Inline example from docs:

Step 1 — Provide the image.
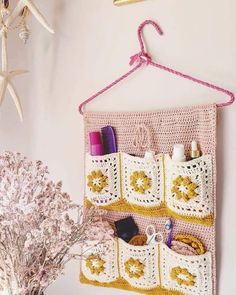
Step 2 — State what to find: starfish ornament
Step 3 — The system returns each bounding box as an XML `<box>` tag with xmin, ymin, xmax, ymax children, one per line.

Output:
<box><xmin>0</xmin><ymin>0</ymin><xmax>54</xmax><ymax>36</ymax></box>
<box><xmin>0</xmin><ymin>31</ymin><xmax>27</xmax><ymax>121</ymax></box>
<box><xmin>0</xmin><ymin>0</ymin><xmax>54</xmax><ymax>120</ymax></box>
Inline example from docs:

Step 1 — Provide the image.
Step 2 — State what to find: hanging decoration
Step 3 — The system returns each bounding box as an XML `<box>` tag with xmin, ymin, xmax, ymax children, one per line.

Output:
<box><xmin>113</xmin><ymin>0</ymin><xmax>144</xmax><ymax>6</ymax></box>
<box><xmin>0</xmin><ymin>0</ymin><xmax>54</xmax><ymax>121</ymax></box>
<box><xmin>78</xmin><ymin>19</ymin><xmax>235</xmax><ymax>295</ymax></box>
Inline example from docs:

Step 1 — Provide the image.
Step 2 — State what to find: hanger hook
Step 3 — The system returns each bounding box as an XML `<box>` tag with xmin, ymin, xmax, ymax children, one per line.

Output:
<box><xmin>130</xmin><ymin>20</ymin><xmax>164</xmax><ymax>66</ymax></box>
<box><xmin>137</xmin><ymin>20</ymin><xmax>164</xmax><ymax>53</ymax></box>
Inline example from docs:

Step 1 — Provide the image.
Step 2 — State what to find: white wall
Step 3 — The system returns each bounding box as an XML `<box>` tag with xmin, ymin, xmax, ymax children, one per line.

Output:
<box><xmin>0</xmin><ymin>0</ymin><xmax>236</xmax><ymax>294</ymax></box>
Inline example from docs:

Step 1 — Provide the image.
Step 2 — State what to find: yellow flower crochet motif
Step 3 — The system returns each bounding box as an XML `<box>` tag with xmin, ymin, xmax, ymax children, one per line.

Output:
<box><xmin>86</xmin><ymin>254</ymin><xmax>105</xmax><ymax>275</ymax></box>
<box><xmin>170</xmin><ymin>267</ymin><xmax>196</xmax><ymax>287</ymax></box>
<box><xmin>130</xmin><ymin>171</ymin><xmax>151</xmax><ymax>194</ymax></box>
<box><xmin>87</xmin><ymin>170</ymin><xmax>108</xmax><ymax>193</ymax></box>
<box><xmin>172</xmin><ymin>176</ymin><xmax>198</xmax><ymax>202</ymax></box>
<box><xmin>124</xmin><ymin>258</ymin><xmax>145</xmax><ymax>279</ymax></box>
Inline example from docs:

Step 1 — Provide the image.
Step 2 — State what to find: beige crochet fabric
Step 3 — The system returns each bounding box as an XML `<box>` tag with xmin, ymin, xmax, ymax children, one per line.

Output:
<box><xmin>81</xmin><ymin>103</ymin><xmax>216</xmax><ymax>295</ymax></box>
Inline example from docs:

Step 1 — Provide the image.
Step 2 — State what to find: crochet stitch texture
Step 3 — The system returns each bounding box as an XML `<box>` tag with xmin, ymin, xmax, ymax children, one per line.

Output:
<box><xmin>81</xmin><ymin>103</ymin><xmax>216</xmax><ymax>295</ymax></box>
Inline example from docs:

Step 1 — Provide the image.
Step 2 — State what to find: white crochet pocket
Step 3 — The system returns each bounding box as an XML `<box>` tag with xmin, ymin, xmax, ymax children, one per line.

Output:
<box><xmin>165</xmin><ymin>155</ymin><xmax>213</xmax><ymax>219</ymax></box>
<box><xmin>81</xmin><ymin>238</ymin><xmax>213</xmax><ymax>294</ymax></box>
<box><xmin>85</xmin><ymin>153</ymin><xmax>121</xmax><ymax>206</ymax></box>
<box><xmin>85</xmin><ymin>153</ymin><xmax>213</xmax><ymax>224</ymax></box>
<box><xmin>122</xmin><ymin>153</ymin><xmax>164</xmax><ymax>207</ymax></box>
<box><xmin>160</xmin><ymin>243</ymin><xmax>212</xmax><ymax>295</ymax></box>
<box><xmin>81</xmin><ymin>239</ymin><xmax>119</xmax><ymax>283</ymax></box>
<box><xmin>118</xmin><ymin>238</ymin><xmax>160</xmax><ymax>290</ymax></box>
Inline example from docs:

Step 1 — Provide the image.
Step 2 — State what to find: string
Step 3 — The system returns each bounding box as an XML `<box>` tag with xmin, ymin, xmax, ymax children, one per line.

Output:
<box><xmin>132</xmin><ymin>124</ymin><xmax>152</xmax><ymax>151</ymax></box>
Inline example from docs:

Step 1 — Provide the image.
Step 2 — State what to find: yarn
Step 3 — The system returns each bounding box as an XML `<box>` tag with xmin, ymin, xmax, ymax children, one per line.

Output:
<box><xmin>85</xmin><ymin>152</ymin><xmax>214</xmax><ymax>225</ymax></box>
<box><xmin>81</xmin><ymin>238</ymin><xmax>212</xmax><ymax>294</ymax></box>
<box><xmin>132</xmin><ymin>124</ymin><xmax>152</xmax><ymax>151</ymax></box>
<box><xmin>82</xmin><ymin>103</ymin><xmax>216</xmax><ymax>295</ymax></box>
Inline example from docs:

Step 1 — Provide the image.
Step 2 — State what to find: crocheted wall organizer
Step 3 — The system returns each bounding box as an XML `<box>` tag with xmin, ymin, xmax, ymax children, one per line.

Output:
<box><xmin>78</xmin><ymin>20</ymin><xmax>235</xmax><ymax>295</ymax></box>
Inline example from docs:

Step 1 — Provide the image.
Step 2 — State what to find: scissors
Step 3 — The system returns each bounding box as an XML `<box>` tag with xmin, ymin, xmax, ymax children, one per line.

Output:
<box><xmin>145</xmin><ymin>225</ymin><xmax>164</xmax><ymax>245</ymax></box>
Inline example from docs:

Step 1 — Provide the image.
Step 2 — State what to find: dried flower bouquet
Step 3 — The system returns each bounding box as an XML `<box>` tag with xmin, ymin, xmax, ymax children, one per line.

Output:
<box><xmin>0</xmin><ymin>152</ymin><xmax>108</xmax><ymax>295</ymax></box>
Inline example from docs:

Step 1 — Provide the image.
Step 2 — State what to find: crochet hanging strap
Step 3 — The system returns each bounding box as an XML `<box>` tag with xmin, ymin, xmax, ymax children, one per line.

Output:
<box><xmin>81</xmin><ymin>103</ymin><xmax>217</xmax><ymax>295</ymax></box>
<box><xmin>78</xmin><ymin>19</ymin><xmax>235</xmax><ymax>114</ymax></box>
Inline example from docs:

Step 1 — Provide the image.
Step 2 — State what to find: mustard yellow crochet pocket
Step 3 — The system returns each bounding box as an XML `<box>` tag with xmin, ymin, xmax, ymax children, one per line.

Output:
<box><xmin>86</xmin><ymin>254</ymin><xmax>105</xmax><ymax>275</ymax></box>
<box><xmin>170</xmin><ymin>267</ymin><xmax>196</xmax><ymax>287</ymax></box>
<box><xmin>130</xmin><ymin>171</ymin><xmax>152</xmax><ymax>194</ymax></box>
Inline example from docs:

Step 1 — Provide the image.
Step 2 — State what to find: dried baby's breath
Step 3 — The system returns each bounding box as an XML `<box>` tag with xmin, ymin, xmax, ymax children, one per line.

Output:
<box><xmin>0</xmin><ymin>152</ymin><xmax>107</xmax><ymax>295</ymax></box>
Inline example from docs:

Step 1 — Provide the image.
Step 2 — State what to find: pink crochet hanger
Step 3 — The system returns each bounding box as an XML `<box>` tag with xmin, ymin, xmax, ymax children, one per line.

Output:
<box><xmin>79</xmin><ymin>19</ymin><xmax>235</xmax><ymax>115</ymax></box>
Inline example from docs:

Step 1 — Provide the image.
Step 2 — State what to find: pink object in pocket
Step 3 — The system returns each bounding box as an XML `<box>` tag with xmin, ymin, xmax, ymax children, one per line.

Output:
<box><xmin>89</xmin><ymin>132</ymin><xmax>104</xmax><ymax>156</ymax></box>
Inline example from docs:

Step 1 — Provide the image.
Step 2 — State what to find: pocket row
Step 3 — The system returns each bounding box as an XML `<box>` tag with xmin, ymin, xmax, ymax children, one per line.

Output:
<box><xmin>85</xmin><ymin>152</ymin><xmax>214</xmax><ymax>226</ymax></box>
<box><xmin>80</xmin><ymin>238</ymin><xmax>212</xmax><ymax>295</ymax></box>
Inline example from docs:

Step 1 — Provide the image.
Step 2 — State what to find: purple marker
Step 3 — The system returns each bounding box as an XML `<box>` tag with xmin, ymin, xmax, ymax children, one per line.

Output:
<box><xmin>89</xmin><ymin>132</ymin><xmax>104</xmax><ymax>156</ymax></box>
